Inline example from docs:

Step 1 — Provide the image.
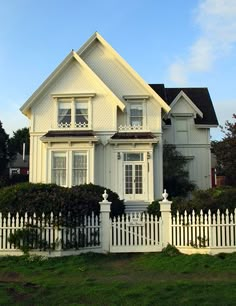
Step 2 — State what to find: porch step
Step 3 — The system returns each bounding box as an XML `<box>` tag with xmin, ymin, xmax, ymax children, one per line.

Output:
<box><xmin>124</xmin><ymin>201</ymin><xmax>149</xmax><ymax>213</ymax></box>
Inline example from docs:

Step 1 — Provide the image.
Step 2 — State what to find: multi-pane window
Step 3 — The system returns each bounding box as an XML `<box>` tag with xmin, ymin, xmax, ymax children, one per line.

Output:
<box><xmin>58</xmin><ymin>101</ymin><xmax>71</xmax><ymax>127</ymax></box>
<box><xmin>57</xmin><ymin>98</ymin><xmax>90</xmax><ymax>129</ymax></box>
<box><xmin>72</xmin><ymin>153</ymin><xmax>87</xmax><ymax>185</ymax></box>
<box><xmin>75</xmin><ymin>101</ymin><xmax>88</xmax><ymax>128</ymax></box>
<box><xmin>52</xmin><ymin>152</ymin><xmax>67</xmax><ymax>186</ymax></box>
<box><xmin>130</xmin><ymin>103</ymin><xmax>143</xmax><ymax>127</ymax></box>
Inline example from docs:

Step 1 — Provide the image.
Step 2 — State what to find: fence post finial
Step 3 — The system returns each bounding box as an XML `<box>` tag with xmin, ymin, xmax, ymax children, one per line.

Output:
<box><xmin>162</xmin><ymin>189</ymin><xmax>168</xmax><ymax>202</ymax></box>
<box><xmin>102</xmin><ymin>190</ymin><xmax>108</xmax><ymax>202</ymax></box>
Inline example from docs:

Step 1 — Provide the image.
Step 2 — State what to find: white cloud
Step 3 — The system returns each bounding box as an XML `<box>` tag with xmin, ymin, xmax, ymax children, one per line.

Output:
<box><xmin>168</xmin><ymin>0</ymin><xmax>236</xmax><ymax>84</ymax></box>
<box><xmin>168</xmin><ymin>61</ymin><xmax>188</xmax><ymax>85</ymax></box>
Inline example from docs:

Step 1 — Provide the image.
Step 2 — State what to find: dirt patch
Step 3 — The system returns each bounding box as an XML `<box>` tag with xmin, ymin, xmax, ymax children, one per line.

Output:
<box><xmin>0</xmin><ymin>271</ymin><xmax>23</xmax><ymax>283</ymax></box>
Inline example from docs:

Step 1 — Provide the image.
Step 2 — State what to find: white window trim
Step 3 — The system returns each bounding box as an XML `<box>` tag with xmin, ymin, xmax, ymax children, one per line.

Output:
<box><xmin>48</xmin><ymin>149</ymin><xmax>91</xmax><ymax>187</ymax></box>
<box><xmin>124</xmin><ymin>99</ymin><xmax>148</xmax><ymax>131</ymax></box>
<box><xmin>52</xmin><ymin>94</ymin><xmax>95</xmax><ymax>130</ymax></box>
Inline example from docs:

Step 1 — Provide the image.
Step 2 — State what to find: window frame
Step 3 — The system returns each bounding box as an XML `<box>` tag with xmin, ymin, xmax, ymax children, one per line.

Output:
<box><xmin>53</xmin><ymin>94</ymin><xmax>95</xmax><ymax>129</ymax></box>
<box><xmin>49</xmin><ymin>150</ymin><xmax>89</xmax><ymax>187</ymax></box>
<box><xmin>126</xmin><ymin>99</ymin><xmax>147</xmax><ymax>130</ymax></box>
<box><xmin>129</xmin><ymin>103</ymin><xmax>143</xmax><ymax>127</ymax></box>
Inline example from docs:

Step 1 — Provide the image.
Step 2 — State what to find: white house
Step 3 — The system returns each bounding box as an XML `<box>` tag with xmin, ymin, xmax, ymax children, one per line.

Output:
<box><xmin>20</xmin><ymin>32</ymin><xmax>218</xmax><ymax>210</ymax></box>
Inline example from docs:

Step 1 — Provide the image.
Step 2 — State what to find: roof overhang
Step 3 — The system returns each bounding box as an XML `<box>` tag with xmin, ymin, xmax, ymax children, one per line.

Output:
<box><xmin>20</xmin><ymin>49</ymin><xmax>125</xmax><ymax>117</ymax></box>
<box><xmin>40</xmin><ymin>130</ymin><xmax>99</xmax><ymax>144</ymax></box>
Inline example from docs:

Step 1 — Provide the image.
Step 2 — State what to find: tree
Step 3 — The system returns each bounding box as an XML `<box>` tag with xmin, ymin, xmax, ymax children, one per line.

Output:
<box><xmin>163</xmin><ymin>143</ymin><xmax>195</xmax><ymax>198</ymax></box>
<box><xmin>0</xmin><ymin>121</ymin><xmax>9</xmax><ymax>176</ymax></box>
<box><xmin>212</xmin><ymin>114</ymin><xmax>236</xmax><ymax>186</ymax></box>
<box><xmin>9</xmin><ymin>127</ymin><xmax>30</xmax><ymax>157</ymax></box>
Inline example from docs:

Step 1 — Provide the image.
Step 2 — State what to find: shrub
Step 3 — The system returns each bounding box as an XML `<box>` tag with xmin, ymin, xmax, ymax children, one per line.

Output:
<box><xmin>172</xmin><ymin>187</ymin><xmax>236</xmax><ymax>214</ymax></box>
<box><xmin>0</xmin><ymin>183</ymin><xmax>124</xmax><ymax>218</ymax></box>
<box><xmin>148</xmin><ymin>187</ymin><xmax>236</xmax><ymax>216</ymax></box>
<box><xmin>147</xmin><ymin>200</ymin><xmax>161</xmax><ymax>216</ymax></box>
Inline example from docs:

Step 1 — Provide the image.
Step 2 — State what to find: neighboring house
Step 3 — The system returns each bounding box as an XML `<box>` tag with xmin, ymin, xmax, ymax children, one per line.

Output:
<box><xmin>20</xmin><ymin>32</ymin><xmax>218</xmax><ymax>210</ymax></box>
<box><xmin>9</xmin><ymin>153</ymin><xmax>29</xmax><ymax>177</ymax></box>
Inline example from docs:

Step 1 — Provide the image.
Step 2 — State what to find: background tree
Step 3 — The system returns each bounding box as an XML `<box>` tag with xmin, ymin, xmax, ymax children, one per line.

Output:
<box><xmin>0</xmin><ymin>121</ymin><xmax>9</xmax><ymax>176</ymax></box>
<box><xmin>212</xmin><ymin>114</ymin><xmax>236</xmax><ymax>186</ymax></box>
<box><xmin>9</xmin><ymin>127</ymin><xmax>30</xmax><ymax>158</ymax></box>
<box><xmin>163</xmin><ymin>143</ymin><xmax>195</xmax><ymax>198</ymax></box>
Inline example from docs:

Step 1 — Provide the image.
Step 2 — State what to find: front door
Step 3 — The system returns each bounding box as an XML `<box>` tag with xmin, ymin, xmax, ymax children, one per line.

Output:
<box><xmin>123</xmin><ymin>152</ymin><xmax>145</xmax><ymax>200</ymax></box>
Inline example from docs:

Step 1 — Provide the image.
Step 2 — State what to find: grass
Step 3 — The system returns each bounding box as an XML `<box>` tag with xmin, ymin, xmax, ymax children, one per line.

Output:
<box><xmin>0</xmin><ymin>249</ymin><xmax>236</xmax><ymax>305</ymax></box>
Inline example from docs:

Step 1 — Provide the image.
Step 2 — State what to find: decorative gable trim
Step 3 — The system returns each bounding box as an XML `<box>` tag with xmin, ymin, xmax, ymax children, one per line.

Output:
<box><xmin>168</xmin><ymin>91</ymin><xmax>203</xmax><ymax>119</ymax></box>
<box><xmin>78</xmin><ymin>32</ymin><xmax>171</xmax><ymax>113</ymax></box>
<box><xmin>20</xmin><ymin>50</ymin><xmax>125</xmax><ymax>118</ymax></box>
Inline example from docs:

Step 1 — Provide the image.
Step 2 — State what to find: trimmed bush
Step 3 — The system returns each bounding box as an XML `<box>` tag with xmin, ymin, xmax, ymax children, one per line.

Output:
<box><xmin>0</xmin><ymin>183</ymin><xmax>124</xmax><ymax>218</ymax></box>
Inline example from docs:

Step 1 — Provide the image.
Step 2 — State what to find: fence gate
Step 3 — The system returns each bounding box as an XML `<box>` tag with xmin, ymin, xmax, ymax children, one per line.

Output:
<box><xmin>110</xmin><ymin>212</ymin><xmax>162</xmax><ymax>252</ymax></box>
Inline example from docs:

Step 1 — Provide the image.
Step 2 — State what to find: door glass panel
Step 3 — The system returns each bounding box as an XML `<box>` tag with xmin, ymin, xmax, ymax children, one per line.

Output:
<box><xmin>135</xmin><ymin>165</ymin><xmax>143</xmax><ymax>194</ymax></box>
<box><xmin>125</xmin><ymin>165</ymin><xmax>133</xmax><ymax>194</ymax></box>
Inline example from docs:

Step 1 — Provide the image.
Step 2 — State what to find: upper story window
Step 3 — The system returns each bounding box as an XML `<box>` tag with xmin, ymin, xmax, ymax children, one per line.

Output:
<box><xmin>119</xmin><ymin>96</ymin><xmax>149</xmax><ymax>132</ymax></box>
<box><xmin>53</xmin><ymin>93</ymin><xmax>95</xmax><ymax>129</ymax></box>
<box><xmin>130</xmin><ymin>103</ymin><xmax>143</xmax><ymax>127</ymax></box>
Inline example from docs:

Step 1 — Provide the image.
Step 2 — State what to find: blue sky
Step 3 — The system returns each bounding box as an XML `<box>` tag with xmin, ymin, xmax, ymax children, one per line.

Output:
<box><xmin>0</xmin><ymin>0</ymin><xmax>235</xmax><ymax>140</ymax></box>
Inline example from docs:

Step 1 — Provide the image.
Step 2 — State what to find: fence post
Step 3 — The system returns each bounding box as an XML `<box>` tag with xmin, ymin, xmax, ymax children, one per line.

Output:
<box><xmin>159</xmin><ymin>189</ymin><xmax>172</xmax><ymax>248</ymax></box>
<box><xmin>99</xmin><ymin>190</ymin><xmax>111</xmax><ymax>253</ymax></box>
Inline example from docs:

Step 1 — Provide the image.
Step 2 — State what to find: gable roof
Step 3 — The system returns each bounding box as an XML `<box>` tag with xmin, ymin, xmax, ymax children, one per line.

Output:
<box><xmin>78</xmin><ymin>32</ymin><xmax>171</xmax><ymax>113</ymax></box>
<box><xmin>150</xmin><ymin>84</ymin><xmax>218</xmax><ymax>126</ymax></box>
<box><xmin>20</xmin><ymin>50</ymin><xmax>125</xmax><ymax>117</ymax></box>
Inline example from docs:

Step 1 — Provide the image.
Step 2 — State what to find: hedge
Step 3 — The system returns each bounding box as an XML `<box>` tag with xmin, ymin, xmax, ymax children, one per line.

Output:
<box><xmin>0</xmin><ymin>183</ymin><xmax>124</xmax><ymax>218</ymax></box>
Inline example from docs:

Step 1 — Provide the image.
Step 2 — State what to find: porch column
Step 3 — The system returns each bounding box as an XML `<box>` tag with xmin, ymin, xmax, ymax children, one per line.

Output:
<box><xmin>99</xmin><ymin>190</ymin><xmax>111</xmax><ymax>253</ymax></box>
<box><xmin>159</xmin><ymin>190</ymin><xmax>172</xmax><ymax>248</ymax></box>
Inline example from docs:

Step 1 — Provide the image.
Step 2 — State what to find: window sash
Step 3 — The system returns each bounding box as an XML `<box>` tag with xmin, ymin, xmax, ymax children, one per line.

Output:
<box><xmin>72</xmin><ymin>153</ymin><xmax>87</xmax><ymax>185</ymax></box>
<box><xmin>52</xmin><ymin>153</ymin><xmax>67</xmax><ymax>186</ymax></box>
<box><xmin>130</xmin><ymin>104</ymin><xmax>143</xmax><ymax>126</ymax></box>
<box><xmin>58</xmin><ymin>101</ymin><xmax>71</xmax><ymax>125</ymax></box>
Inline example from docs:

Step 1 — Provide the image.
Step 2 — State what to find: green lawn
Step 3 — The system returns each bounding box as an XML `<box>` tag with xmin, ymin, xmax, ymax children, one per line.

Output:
<box><xmin>0</xmin><ymin>249</ymin><xmax>236</xmax><ymax>305</ymax></box>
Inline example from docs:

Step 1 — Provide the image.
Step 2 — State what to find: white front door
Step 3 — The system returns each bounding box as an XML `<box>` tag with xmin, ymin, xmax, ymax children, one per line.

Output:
<box><xmin>123</xmin><ymin>152</ymin><xmax>145</xmax><ymax>200</ymax></box>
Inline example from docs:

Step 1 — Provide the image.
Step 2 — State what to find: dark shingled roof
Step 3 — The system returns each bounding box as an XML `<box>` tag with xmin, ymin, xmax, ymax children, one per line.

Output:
<box><xmin>149</xmin><ymin>84</ymin><xmax>218</xmax><ymax>126</ymax></box>
<box><xmin>111</xmin><ymin>132</ymin><xmax>156</xmax><ymax>139</ymax></box>
<box><xmin>43</xmin><ymin>130</ymin><xmax>95</xmax><ymax>138</ymax></box>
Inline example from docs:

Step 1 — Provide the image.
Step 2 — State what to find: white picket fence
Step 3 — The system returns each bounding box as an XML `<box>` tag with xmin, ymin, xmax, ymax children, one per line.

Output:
<box><xmin>0</xmin><ymin>190</ymin><xmax>236</xmax><ymax>256</ymax></box>
<box><xmin>110</xmin><ymin>212</ymin><xmax>162</xmax><ymax>252</ymax></box>
<box><xmin>0</xmin><ymin>212</ymin><xmax>101</xmax><ymax>256</ymax></box>
<box><xmin>172</xmin><ymin>209</ymin><xmax>236</xmax><ymax>254</ymax></box>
